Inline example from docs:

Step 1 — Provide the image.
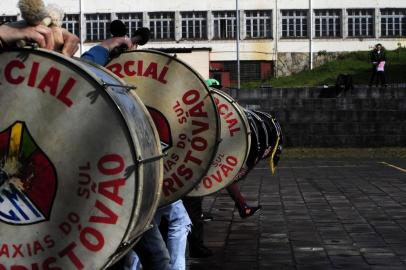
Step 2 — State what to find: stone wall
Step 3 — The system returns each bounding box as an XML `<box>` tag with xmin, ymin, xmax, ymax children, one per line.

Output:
<box><xmin>276</xmin><ymin>52</ymin><xmax>340</xmax><ymax>77</ymax></box>
<box><xmin>224</xmin><ymin>86</ymin><xmax>406</xmax><ymax>147</ymax></box>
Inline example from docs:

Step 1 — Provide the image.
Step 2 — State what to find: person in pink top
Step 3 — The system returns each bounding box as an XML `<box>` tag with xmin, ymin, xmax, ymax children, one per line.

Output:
<box><xmin>369</xmin><ymin>43</ymin><xmax>387</xmax><ymax>87</ymax></box>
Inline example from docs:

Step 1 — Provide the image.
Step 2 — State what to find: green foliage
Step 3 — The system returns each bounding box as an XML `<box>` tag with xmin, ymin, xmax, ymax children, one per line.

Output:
<box><xmin>262</xmin><ymin>49</ymin><xmax>406</xmax><ymax>87</ymax></box>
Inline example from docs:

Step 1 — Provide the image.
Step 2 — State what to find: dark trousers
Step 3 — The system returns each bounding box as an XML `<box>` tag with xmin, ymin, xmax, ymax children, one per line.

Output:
<box><xmin>376</xmin><ymin>71</ymin><xmax>386</xmax><ymax>86</ymax></box>
<box><xmin>183</xmin><ymin>197</ymin><xmax>204</xmax><ymax>250</ymax></box>
<box><xmin>370</xmin><ymin>66</ymin><xmax>387</xmax><ymax>86</ymax></box>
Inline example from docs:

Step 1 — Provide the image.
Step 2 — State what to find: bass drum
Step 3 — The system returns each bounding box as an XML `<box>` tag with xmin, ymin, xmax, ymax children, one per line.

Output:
<box><xmin>253</xmin><ymin>111</ymin><xmax>284</xmax><ymax>173</ymax></box>
<box><xmin>0</xmin><ymin>49</ymin><xmax>162</xmax><ymax>269</ymax></box>
<box><xmin>253</xmin><ymin>110</ymin><xmax>275</xmax><ymax>159</ymax></box>
<box><xmin>107</xmin><ymin>50</ymin><xmax>220</xmax><ymax>206</ymax></box>
<box><xmin>188</xmin><ymin>89</ymin><xmax>250</xmax><ymax>197</ymax></box>
<box><xmin>246</xmin><ymin>110</ymin><xmax>269</xmax><ymax>160</ymax></box>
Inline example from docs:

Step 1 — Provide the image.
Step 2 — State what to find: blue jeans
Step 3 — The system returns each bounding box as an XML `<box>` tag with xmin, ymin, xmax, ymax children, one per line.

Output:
<box><xmin>124</xmin><ymin>221</ymin><xmax>170</xmax><ymax>270</ymax></box>
<box><xmin>125</xmin><ymin>200</ymin><xmax>191</xmax><ymax>270</ymax></box>
<box><xmin>155</xmin><ymin>200</ymin><xmax>192</xmax><ymax>270</ymax></box>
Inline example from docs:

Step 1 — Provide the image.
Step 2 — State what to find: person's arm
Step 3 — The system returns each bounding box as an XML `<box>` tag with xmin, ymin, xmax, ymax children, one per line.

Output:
<box><xmin>0</xmin><ymin>22</ymin><xmax>79</xmax><ymax>56</ymax></box>
<box><xmin>0</xmin><ymin>23</ymin><xmax>54</xmax><ymax>50</ymax></box>
<box><xmin>81</xmin><ymin>45</ymin><xmax>110</xmax><ymax>66</ymax></box>
<box><xmin>370</xmin><ymin>51</ymin><xmax>377</xmax><ymax>65</ymax></box>
<box><xmin>81</xmin><ymin>36</ymin><xmax>134</xmax><ymax>66</ymax></box>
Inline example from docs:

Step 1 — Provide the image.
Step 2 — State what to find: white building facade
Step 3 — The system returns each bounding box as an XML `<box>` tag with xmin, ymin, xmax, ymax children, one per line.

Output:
<box><xmin>1</xmin><ymin>0</ymin><xmax>406</xmax><ymax>85</ymax></box>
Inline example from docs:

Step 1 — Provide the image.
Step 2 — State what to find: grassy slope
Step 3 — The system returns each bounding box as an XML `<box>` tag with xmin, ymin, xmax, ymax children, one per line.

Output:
<box><xmin>244</xmin><ymin>47</ymin><xmax>406</xmax><ymax>88</ymax></box>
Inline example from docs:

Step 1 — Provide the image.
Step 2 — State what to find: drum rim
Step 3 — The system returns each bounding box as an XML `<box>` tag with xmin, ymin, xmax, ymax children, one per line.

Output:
<box><xmin>1</xmin><ymin>48</ymin><xmax>141</xmax><ymax>269</ymax></box>
<box><xmin>109</xmin><ymin>49</ymin><xmax>221</xmax><ymax>206</ymax></box>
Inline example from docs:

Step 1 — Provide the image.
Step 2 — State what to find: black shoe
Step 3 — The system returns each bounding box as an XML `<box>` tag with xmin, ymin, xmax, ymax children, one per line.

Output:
<box><xmin>200</xmin><ymin>213</ymin><xmax>213</xmax><ymax>222</ymax></box>
<box><xmin>189</xmin><ymin>245</ymin><xmax>213</xmax><ymax>258</ymax></box>
<box><xmin>238</xmin><ymin>205</ymin><xmax>262</xmax><ymax>219</ymax></box>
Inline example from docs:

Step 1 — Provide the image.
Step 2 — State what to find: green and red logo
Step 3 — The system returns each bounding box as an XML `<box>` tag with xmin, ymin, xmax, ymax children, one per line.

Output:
<box><xmin>0</xmin><ymin>121</ymin><xmax>57</xmax><ymax>225</ymax></box>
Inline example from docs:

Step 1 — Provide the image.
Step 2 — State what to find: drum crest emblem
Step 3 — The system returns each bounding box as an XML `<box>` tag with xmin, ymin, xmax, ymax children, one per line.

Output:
<box><xmin>147</xmin><ymin>107</ymin><xmax>173</xmax><ymax>151</ymax></box>
<box><xmin>0</xmin><ymin>121</ymin><xmax>57</xmax><ymax>225</ymax></box>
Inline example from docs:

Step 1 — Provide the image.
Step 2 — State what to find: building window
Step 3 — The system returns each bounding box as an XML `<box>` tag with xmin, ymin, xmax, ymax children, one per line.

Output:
<box><xmin>281</xmin><ymin>10</ymin><xmax>308</xmax><ymax>38</ymax></box>
<box><xmin>314</xmin><ymin>10</ymin><xmax>341</xmax><ymax>38</ymax></box>
<box><xmin>85</xmin><ymin>13</ymin><xmax>111</xmax><ymax>41</ymax></box>
<box><xmin>181</xmin><ymin>12</ymin><xmax>207</xmax><ymax>40</ymax></box>
<box><xmin>116</xmin><ymin>13</ymin><xmax>143</xmax><ymax>38</ymax></box>
<box><xmin>245</xmin><ymin>10</ymin><xmax>272</xmax><ymax>39</ymax></box>
<box><xmin>0</xmin><ymin>16</ymin><xmax>17</xmax><ymax>24</ymax></box>
<box><xmin>149</xmin><ymin>12</ymin><xmax>175</xmax><ymax>40</ymax></box>
<box><xmin>213</xmin><ymin>11</ymin><xmax>237</xmax><ymax>39</ymax></box>
<box><xmin>381</xmin><ymin>9</ymin><xmax>406</xmax><ymax>37</ymax></box>
<box><xmin>62</xmin><ymin>14</ymin><xmax>80</xmax><ymax>38</ymax></box>
<box><xmin>347</xmin><ymin>9</ymin><xmax>374</xmax><ymax>37</ymax></box>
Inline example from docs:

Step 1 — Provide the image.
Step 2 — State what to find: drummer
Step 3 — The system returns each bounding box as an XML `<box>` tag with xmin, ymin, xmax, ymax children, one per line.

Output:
<box><xmin>0</xmin><ymin>22</ymin><xmax>79</xmax><ymax>56</ymax></box>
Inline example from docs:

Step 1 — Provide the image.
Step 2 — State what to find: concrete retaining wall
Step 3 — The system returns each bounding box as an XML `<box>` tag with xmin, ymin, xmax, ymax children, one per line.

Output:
<box><xmin>224</xmin><ymin>86</ymin><xmax>406</xmax><ymax>147</ymax></box>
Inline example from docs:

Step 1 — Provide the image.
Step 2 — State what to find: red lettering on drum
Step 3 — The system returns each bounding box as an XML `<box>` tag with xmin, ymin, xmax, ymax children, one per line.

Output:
<box><xmin>28</xmin><ymin>62</ymin><xmax>40</xmax><ymax>87</ymax></box>
<box><xmin>59</xmin><ymin>242</ymin><xmax>83</xmax><ymax>269</ymax></box>
<box><xmin>162</xmin><ymin>164</ymin><xmax>193</xmax><ymax>197</ymax></box>
<box><xmin>164</xmin><ymin>87</ymin><xmax>214</xmax><ymax>197</ymax></box>
<box><xmin>107</xmin><ymin>61</ymin><xmax>169</xmax><ymax>84</ymax></box>
<box><xmin>214</xmin><ymin>97</ymin><xmax>241</xmax><ymax>137</ymax></box>
<box><xmin>203</xmin><ymin>155</ymin><xmax>238</xmax><ymax>189</ymax></box>
<box><xmin>143</xmin><ymin>62</ymin><xmax>158</xmax><ymax>80</ymax></box>
<box><xmin>107</xmin><ymin>63</ymin><xmax>124</xmax><ymax>78</ymax></box>
<box><xmin>98</xmin><ymin>179</ymin><xmax>126</xmax><ymax>205</ymax></box>
<box><xmin>98</xmin><ymin>154</ymin><xmax>125</xmax><ymax>176</ymax></box>
<box><xmin>0</xmin><ymin>256</ymin><xmax>62</xmax><ymax>270</ymax></box>
<box><xmin>124</xmin><ymin>60</ymin><xmax>136</xmax><ymax>76</ymax></box>
<box><xmin>4</xmin><ymin>60</ymin><xmax>25</xmax><ymax>84</ymax></box>
<box><xmin>3</xmin><ymin>59</ymin><xmax>76</xmax><ymax>107</ymax></box>
<box><xmin>79</xmin><ymin>227</ymin><xmax>104</xmax><ymax>252</ymax></box>
<box><xmin>0</xmin><ymin>235</ymin><xmax>56</xmax><ymax>259</ymax></box>
<box><xmin>89</xmin><ymin>200</ymin><xmax>118</xmax><ymax>224</ymax></box>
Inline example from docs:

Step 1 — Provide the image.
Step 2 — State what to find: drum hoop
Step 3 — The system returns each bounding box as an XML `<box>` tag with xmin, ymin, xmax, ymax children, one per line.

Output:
<box><xmin>111</xmin><ymin>50</ymin><xmax>221</xmax><ymax>206</ymax></box>
<box><xmin>2</xmin><ymin>48</ymin><xmax>141</xmax><ymax>269</ymax></box>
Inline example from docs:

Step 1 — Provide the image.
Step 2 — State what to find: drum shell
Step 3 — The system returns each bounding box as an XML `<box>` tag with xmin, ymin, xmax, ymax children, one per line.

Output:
<box><xmin>75</xmin><ymin>59</ymin><xmax>163</xmax><ymax>266</ymax></box>
<box><xmin>234</xmin><ymin>108</ymin><xmax>260</xmax><ymax>180</ymax></box>
<box><xmin>188</xmin><ymin>89</ymin><xmax>250</xmax><ymax>196</ymax></box>
<box><xmin>0</xmin><ymin>49</ymin><xmax>162</xmax><ymax>269</ymax></box>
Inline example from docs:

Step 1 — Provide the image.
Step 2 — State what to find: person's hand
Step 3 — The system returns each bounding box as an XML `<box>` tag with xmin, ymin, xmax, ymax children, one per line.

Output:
<box><xmin>0</xmin><ymin>22</ymin><xmax>55</xmax><ymax>49</ymax></box>
<box><xmin>51</xmin><ymin>26</ymin><xmax>79</xmax><ymax>56</ymax></box>
<box><xmin>100</xmin><ymin>36</ymin><xmax>136</xmax><ymax>52</ymax></box>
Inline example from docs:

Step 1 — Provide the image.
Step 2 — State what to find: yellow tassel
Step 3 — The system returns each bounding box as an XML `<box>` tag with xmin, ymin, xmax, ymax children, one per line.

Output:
<box><xmin>269</xmin><ymin>135</ymin><xmax>280</xmax><ymax>175</ymax></box>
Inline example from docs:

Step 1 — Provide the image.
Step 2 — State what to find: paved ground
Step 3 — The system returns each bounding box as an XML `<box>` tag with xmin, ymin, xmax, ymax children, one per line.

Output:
<box><xmin>188</xmin><ymin>158</ymin><xmax>406</xmax><ymax>270</ymax></box>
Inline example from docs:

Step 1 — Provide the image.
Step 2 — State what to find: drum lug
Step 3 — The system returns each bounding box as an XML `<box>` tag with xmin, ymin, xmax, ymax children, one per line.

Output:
<box><xmin>102</xmin><ymin>82</ymin><xmax>137</xmax><ymax>92</ymax></box>
<box><xmin>137</xmin><ymin>153</ymin><xmax>167</xmax><ymax>164</ymax></box>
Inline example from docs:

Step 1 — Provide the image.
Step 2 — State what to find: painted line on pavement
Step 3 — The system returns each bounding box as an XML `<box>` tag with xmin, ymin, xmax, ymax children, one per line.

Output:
<box><xmin>255</xmin><ymin>165</ymin><xmax>370</xmax><ymax>170</ymax></box>
<box><xmin>379</xmin><ymin>161</ymin><xmax>406</xmax><ymax>173</ymax></box>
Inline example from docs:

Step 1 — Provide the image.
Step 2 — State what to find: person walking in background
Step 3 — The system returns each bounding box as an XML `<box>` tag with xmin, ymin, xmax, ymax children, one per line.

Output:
<box><xmin>369</xmin><ymin>43</ymin><xmax>387</xmax><ymax>87</ymax></box>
